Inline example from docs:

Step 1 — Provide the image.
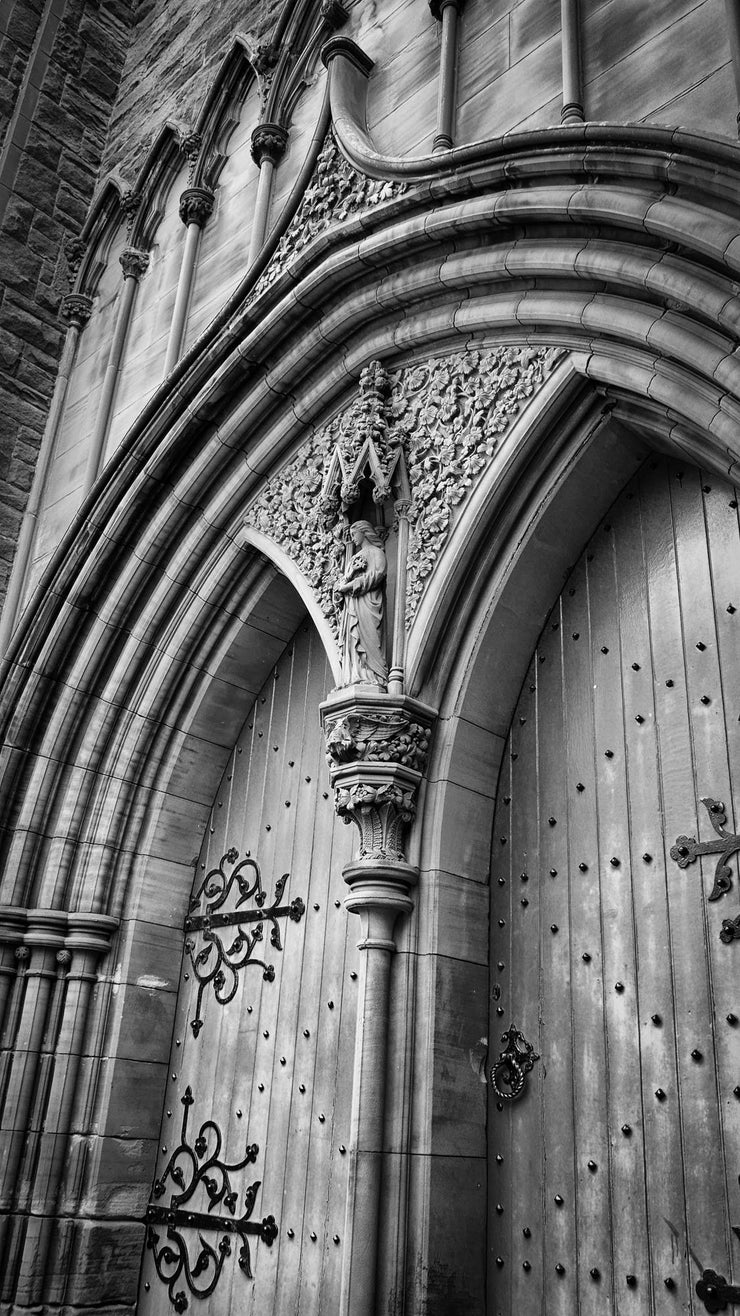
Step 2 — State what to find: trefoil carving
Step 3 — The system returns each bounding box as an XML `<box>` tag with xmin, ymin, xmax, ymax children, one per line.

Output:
<box><xmin>145</xmin><ymin>1086</ymin><xmax>277</xmax><ymax>1310</ymax></box>
<box><xmin>184</xmin><ymin>848</ymin><xmax>305</xmax><ymax>1037</ymax></box>
<box><xmin>671</xmin><ymin>797</ymin><xmax>740</xmax><ymax>943</ymax></box>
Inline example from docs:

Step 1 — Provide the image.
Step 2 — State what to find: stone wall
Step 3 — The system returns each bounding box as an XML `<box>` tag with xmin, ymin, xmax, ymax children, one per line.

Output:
<box><xmin>99</xmin><ymin>0</ymin><xmax>278</xmax><ymax>183</ymax></box>
<box><xmin>0</xmin><ymin>0</ymin><xmax>134</xmax><ymax>612</ymax></box>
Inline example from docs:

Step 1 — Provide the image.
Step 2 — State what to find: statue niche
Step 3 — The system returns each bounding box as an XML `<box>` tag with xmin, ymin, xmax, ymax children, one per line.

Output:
<box><xmin>334</xmin><ymin>519</ymin><xmax>388</xmax><ymax>687</ymax></box>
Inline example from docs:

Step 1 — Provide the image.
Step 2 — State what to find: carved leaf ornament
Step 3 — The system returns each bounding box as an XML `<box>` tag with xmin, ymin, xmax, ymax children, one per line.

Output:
<box><xmin>246</xmin><ymin>347</ymin><xmax>558</xmax><ymax>634</ymax></box>
<box><xmin>253</xmin><ymin>130</ymin><xmax>406</xmax><ymax>298</ymax></box>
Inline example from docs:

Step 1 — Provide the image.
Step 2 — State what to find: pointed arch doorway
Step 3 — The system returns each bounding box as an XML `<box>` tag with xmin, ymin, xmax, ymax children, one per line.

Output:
<box><xmin>137</xmin><ymin>614</ymin><xmax>358</xmax><ymax>1314</ymax></box>
<box><xmin>488</xmin><ymin>457</ymin><xmax>740</xmax><ymax>1313</ymax></box>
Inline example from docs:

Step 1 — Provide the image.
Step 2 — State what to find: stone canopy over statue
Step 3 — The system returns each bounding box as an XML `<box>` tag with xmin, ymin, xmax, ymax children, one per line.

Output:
<box><xmin>334</xmin><ymin>520</ymin><xmax>388</xmax><ymax>687</ymax></box>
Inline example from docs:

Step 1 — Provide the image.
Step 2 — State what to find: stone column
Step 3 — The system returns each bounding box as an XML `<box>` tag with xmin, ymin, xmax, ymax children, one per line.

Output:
<box><xmin>163</xmin><ymin>185</ymin><xmax>215</xmax><ymax>376</ymax></box>
<box><xmin>430</xmin><ymin>0</ymin><xmax>464</xmax><ymax>152</ymax></box>
<box><xmin>0</xmin><ymin>291</ymin><xmax>93</xmax><ymax>655</ymax></box>
<box><xmin>725</xmin><ymin>0</ymin><xmax>740</xmax><ymax>133</ymax></box>
<box><xmin>321</xmin><ymin>690</ymin><xmax>436</xmax><ymax>1316</ymax></box>
<box><xmin>560</xmin><ymin>0</ymin><xmax>584</xmax><ymax>124</ymax></box>
<box><xmin>248</xmin><ymin>122</ymin><xmax>289</xmax><ymax>268</ymax></box>
<box><xmin>84</xmin><ymin>246</ymin><xmax>149</xmax><ymax>493</ymax></box>
<box><xmin>0</xmin><ymin>908</ymin><xmax>118</xmax><ymax>1302</ymax></box>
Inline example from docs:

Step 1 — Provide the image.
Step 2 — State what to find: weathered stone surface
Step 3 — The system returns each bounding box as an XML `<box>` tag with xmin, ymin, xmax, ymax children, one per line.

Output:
<box><xmin>99</xmin><ymin>0</ymin><xmax>279</xmax><ymax>181</ymax></box>
<box><xmin>0</xmin><ymin>0</ymin><xmax>136</xmax><ymax>621</ymax></box>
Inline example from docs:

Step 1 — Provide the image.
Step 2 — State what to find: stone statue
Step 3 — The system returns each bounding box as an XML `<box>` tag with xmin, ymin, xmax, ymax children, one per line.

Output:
<box><xmin>334</xmin><ymin>520</ymin><xmax>388</xmax><ymax>686</ymax></box>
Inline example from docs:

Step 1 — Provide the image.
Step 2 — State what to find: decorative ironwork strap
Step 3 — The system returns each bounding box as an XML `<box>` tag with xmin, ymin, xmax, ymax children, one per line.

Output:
<box><xmin>697</xmin><ymin>1268</ymin><xmax>740</xmax><ymax>1312</ymax></box>
<box><xmin>145</xmin><ymin>1086</ymin><xmax>277</xmax><ymax>1311</ymax></box>
<box><xmin>671</xmin><ymin>798</ymin><xmax>740</xmax><ymax>943</ymax></box>
<box><xmin>489</xmin><ymin>1023</ymin><xmax>539</xmax><ymax>1103</ymax></box>
<box><xmin>184</xmin><ymin>847</ymin><xmax>305</xmax><ymax>1036</ymax></box>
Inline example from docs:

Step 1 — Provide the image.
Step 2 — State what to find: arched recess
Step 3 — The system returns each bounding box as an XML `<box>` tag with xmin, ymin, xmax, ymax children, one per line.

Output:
<box><xmin>0</xmin><ymin>546</ymin><xmax>336</xmax><ymax>1307</ymax></box>
<box><xmin>402</xmin><ymin>364</ymin><xmax>740</xmax><ymax>1311</ymax></box>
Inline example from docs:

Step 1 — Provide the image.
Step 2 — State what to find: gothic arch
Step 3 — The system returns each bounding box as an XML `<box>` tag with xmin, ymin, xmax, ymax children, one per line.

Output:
<box><xmin>7</xmin><ymin>131</ymin><xmax>740</xmax><ymax>918</ymax></box>
<box><xmin>5</xmin><ymin>117</ymin><xmax>740</xmax><ymax>1310</ymax></box>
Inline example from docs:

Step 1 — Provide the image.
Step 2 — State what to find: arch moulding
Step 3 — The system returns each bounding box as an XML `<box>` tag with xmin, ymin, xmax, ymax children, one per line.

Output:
<box><xmin>3</xmin><ymin>110</ymin><xmax>740</xmax><ymax>1309</ymax></box>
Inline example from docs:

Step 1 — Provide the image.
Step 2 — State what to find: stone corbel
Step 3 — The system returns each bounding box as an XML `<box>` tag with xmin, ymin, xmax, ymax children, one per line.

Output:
<box><xmin>321</xmin><ymin>688</ymin><xmax>435</xmax><ymax>885</ymax></box>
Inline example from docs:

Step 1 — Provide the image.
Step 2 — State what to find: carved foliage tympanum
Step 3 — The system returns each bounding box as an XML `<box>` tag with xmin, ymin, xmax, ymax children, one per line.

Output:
<box><xmin>390</xmin><ymin>347</ymin><xmax>558</xmax><ymax>622</ymax></box>
<box><xmin>246</xmin><ymin>346</ymin><xmax>559</xmax><ymax>636</ymax></box>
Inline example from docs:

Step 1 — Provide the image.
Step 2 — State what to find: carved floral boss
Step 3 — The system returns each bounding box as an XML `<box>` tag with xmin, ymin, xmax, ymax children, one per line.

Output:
<box><xmin>671</xmin><ymin>797</ymin><xmax>740</xmax><ymax>943</ymax></box>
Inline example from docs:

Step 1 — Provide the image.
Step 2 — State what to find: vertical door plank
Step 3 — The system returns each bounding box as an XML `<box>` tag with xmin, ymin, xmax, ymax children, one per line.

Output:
<box><xmin>616</xmin><ymin>466</ymin><xmax>683</xmax><ymax>1309</ymax></box>
<box><xmin>536</xmin><ymin>603</ymin><xmax>578</xmax><ymax>1313</ymax></box>
<box><xmin>702</xmin><ymin>478</ymin><xmax>740</xmax><ymax>1280</ymax></box>
<box><xmin>488</xmin><ymin>455</ymin><xmax>739</xmax><ymax>1316</ymax></box>
<box><xmin>561</xmin><ymin>557</ymin><xmax>611</xmax><ymax>1316</ymax></box>
<box><xmin>260</xmin><ymin>634</ymin><xmax>320</xmax><ymax>1315</ymax></box>
<box><xmin>489</xmin><ymin>749</ymin><xmax>514</xmax><ymax>1314</ymax></box>
<box><xmin>600</xmin><ymin>476</ymin><xmax>650</xmax><ymax>1305</ymax></box>
<box><xmin>668</xmin><ymin>468</ymin><xmax>732</xmax><ymax>1292</ymax></box>
<box><xmin>138</xmin><ymin>617</ymin><xmax>355</xmax><ymax>1315</ymax></box>
<box><xmin>507</xmin><ymin>662</ymin><xmax>543</xmax><ymax>1307</ymax></box>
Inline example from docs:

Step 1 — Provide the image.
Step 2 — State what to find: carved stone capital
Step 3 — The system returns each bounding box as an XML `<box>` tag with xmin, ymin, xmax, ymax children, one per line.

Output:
<box><xmin>320</xmin><ymin>0</ymin><xmax>348</xmax><ymax>29</ymax></box>
<box><xmin>0</xmin><ymin>907</ymin><xmax>119</xmax><ymax>959</ymax></box>
<box><xmin>119</xmin><ymin>247</ymin><xmax>149</xmax><ymax>280</ymax></box>
<box><xmin>178</xmin><ymin>186</ymin><xmax>215</xmax><ymax>228</ymax></box>
<box><xmin>60</xmin><ymin>292</ymin><xmax>93</xmax><ymax>327</ymax></box>
<box><xmin>429</xmin><ymin>0</ymin><xmax>463</xmax><ymax>17</ymax></box>
<box><xmin>320</xmin><ymin>691</ymin><xmax>436</xmax><ymax>882</ymax></box>
<box><xmin>251</xmin><ymin>122</ymin><xmax>289</xmax><ymax>167</ymax></box>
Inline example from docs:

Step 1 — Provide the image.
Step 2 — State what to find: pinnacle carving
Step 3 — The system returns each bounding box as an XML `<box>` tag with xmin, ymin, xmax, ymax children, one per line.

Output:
<box><xmin>119</xmin><ymin>247</ymin><xmax>149</xmax><ymax>279</ymax></box>
<box><xmin>63</xmin><ymin>235</ymin><xmax>87</xmax><ymax>289</ymax></box>
<box><xmin>320</xmin><ymin>361</ymin><xmax>403</xmax><ymax>513</ymax></box>
<box><xmin>178</xmin><ymin>186</ymin><xmax>215</xmax><ymax>228</ymax></box>
<box><xmin>120</xmin><ymin>191</ymin><xmax>141</xmax><ymax>234</ymax></box>
<box><xmin>180</xmin><ymin>130</ymin><xmax>202</xmax><ymax>182</ymax></box>
<box><xmin>251</xmin><ymin>122</ymin><xmax>289</xmax><ymax>167</ymax></box>
<box><xmin>320</xmin><ymin>0</ymin><xmax>348</xmax><ymax>27</ymax></box>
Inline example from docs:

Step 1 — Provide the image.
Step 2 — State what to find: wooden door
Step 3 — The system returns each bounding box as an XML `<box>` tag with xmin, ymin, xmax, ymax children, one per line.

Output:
<box><xmin>488</xmin><ymin>458</ymin><xmax>740</xmax><ymax>1314</ymax></box>
<box><xmin>138</xmin><ymin>618</ymin><xmax>358</xmax><ymax>1314</ymax></box>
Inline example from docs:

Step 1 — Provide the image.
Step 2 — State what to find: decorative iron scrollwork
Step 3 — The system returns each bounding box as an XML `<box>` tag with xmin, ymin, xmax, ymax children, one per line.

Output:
<box><xmin>671</xmin><ymin>798</ymin><xmax>740</xmax><ymax>943</ymax></box>
<box><xmin>489</xmin><ymin>1024</ymin><xmax>539</xmax><ymax>1103</ymax></box>
<box><xmin>145</xmin><ymin>1086</ymin><xmax>277</xmax><ymax>1310</ymax></box>
<box><xmin>184</xmin><ymin>848</ymin><xmax>305</xmax><ymax>1036</ymax></box>
<box><xmin>696</xmin><ymin>1268</ymin><xmax>740</xmax><ymax>1312</ymax></box>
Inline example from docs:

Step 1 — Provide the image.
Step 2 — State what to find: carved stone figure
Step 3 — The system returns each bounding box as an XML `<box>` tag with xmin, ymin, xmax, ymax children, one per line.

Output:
<box><xmin>334</xmin><ymin>520</ymin><xmax>388</xmax><ymax>686</ymax></box>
